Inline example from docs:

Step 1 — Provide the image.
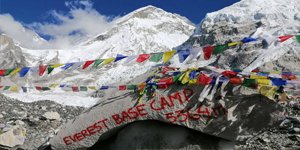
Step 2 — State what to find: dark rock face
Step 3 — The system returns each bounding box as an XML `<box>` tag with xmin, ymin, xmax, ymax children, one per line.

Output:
<box><xmin>89</xmin><ymin>120</ymin><xmax>235</xmax><ymax>150</ymax></box>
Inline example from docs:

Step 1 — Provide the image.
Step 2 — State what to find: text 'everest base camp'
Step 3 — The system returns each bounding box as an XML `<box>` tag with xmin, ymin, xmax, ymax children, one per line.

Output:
<box><xmin>0</xmin><ymin>0</ymin><xmax>300</xmax><ymax>149</ymax></box>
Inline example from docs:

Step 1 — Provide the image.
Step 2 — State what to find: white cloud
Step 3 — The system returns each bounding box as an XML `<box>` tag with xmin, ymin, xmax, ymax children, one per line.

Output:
<box><xmin>0</xmin><ymin>14</ymin><xmax>49</xmax><ymax>49</ymax></box>
<box><xmin>0</xmin><ymin>0</ymin><xmax>118</xmax><ymax>49</ymax></box>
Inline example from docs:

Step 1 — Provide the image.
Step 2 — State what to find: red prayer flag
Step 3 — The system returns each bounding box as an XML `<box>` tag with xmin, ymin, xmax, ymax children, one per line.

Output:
<box><xmin>82</xmin><ymin>60</ymin><xmax>95</xmax><ymax>69</ymax></box>
<box><xmin>230</xmin><ymin>77</ymin><xmax>243</xmax><ymax>85</ymax></box>
<box><xmin>221</xmin><ymin>71</ymin><xmax>238</xmax><ymax>78</ymax></box>
<box><xmin>158</xmin><ymin>77</ymin><xmax>173</xmax><ymax>89</ymax></box>
<box><xmin>72</xmin><ymin>87</ymin><xmax>79</xmax><ymax>92</ymax></box>
<box><xmin>197</xmin><ymin>73</ymin><xmax>212</xmax><ymax>85</ymax></box>
<box><xmin>39</xmin><ymin>65</ymin><xmax>47</xmax><ymax>76</ymax></box>
<box><xmin>203</xmin><ymin>46</ymin><xmax>214</xmax><ymax>60</ymax></box>
<box><xmin>35</xmin><ymin>86</ymin><xmax>43</xmax><ymax>91</ymax></box>
<box><xmin>119</xmin><ymin>85</ymin><xmax>126</xmax><ymax>90</ymax></box>
<box><xmin>0</xmin><ymin>70</ymin><xmax>6</xmax><ymax>76</ymax></box>
<box><xmin>136</xmin><ymin>54</ymin><xmax>151</xmax><ymax>63</ymax></box>
<box><xmin>278</xmin><ymin>35</ymin><xmax>293</xmax><ymax>43</ymax></box>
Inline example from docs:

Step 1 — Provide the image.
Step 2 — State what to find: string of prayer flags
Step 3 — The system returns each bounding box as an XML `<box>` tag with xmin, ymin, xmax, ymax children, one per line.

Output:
<box><xmin>136</xmin><ymin>54</ymin><xmax>151</xmax><ymax>63</ymax></box>
<box><xmin>163</xmin><ymin>50</ymin><xmax>176</xmax><ymax>63</ymax></box>
<box><xmin>203</xmin><ymin>46</ymin><xmax>214</xmax><ymax>60</ymax></box>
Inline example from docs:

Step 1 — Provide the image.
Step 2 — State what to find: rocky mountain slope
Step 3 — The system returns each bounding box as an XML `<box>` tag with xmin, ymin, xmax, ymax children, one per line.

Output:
<box><xmin>177</xmin><ymin>0</ymin><xmax>300</xmax><ymax>72</ymax></box>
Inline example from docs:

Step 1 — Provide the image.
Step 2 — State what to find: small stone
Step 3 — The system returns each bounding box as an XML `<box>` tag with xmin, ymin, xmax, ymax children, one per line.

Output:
<box><xmin>41</xmin><ymin>106</ymin><xmax>47</xmax><ymax>110</ymax></box>
<box><xmin>15</xmin><ymin>120</ymin><xmax>25</xmax><ymax>126</ymax></box>
<box><xmin>0</xmin><ymin>124</ymin><xmax>5</xmax><ymax>128</ymax></box>
<box><xmin>42</xmin><ymin>112</ymin><xmax>61</xmax><ymax>121</ymax></box>
<box><xmin>263</xmin><ymin>138</ymin><xmax>270</xmax><ymax>143</ymax></box>
<box><xmin>0</xmin><ymin>114</ymin><xmax>3</xmax><ymax>119</ymax></box>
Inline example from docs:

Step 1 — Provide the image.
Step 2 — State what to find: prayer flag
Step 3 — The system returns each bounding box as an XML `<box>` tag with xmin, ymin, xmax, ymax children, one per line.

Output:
<box><xmin>136</xmin><ymin>54</ymin><xmax>151</xmax><ymax>63</ymax></box>
<box><xmin>242</xmin><ymin>78</ymin><xmax>257</xmax><ymax>88</ymax></box>
<box><xmin>0</xmin><ymin>70</ymin><xmax>6</xmax><ymax>76</ymax></box>
<box><xmin>80</xmin><ymin>86</ymin><xmax>88</xmax><ymax>91</ymax></box>
<box><xmin>198</xmin><ymin>73</ymin><xmax>212</xmax><ymax>85</ymax></box>
<box><xmin>115</xmin><ymin>54</ymin><xmax>127</xmax><ymax>62</ymax></box>
<box><xmin>119</xmin><ymin>85</ymin><xmax>126</xmax><ymax>90</ymax></box>
<box><xmin>10</xmin><ymin>68</ymin><xmax>21</xmax><ymax>76</ymax></box>
<box><xmin>19</xmin><ymin>67</ymin><xmax>30</xmax><ymax>77</ymax></box>
<box><xmin>271</xmin><ymin>78</ymin><xmax>287</xmax><ymax>86</ymax></box>
<box><xmin>228</xmin><ymin>42</ymin><xmax>242</xmax><ymax>47</ymax></box>
<box><xmin>102</xmin><ymin>58</ymin><xmax>115</xmax><ymax>65</ymax></box>
<box><xmin>149</xmin><ymin>53</ymin><xmax>163</xmax><ymax>62</ymax></box>
<box><xmin>39</xmin><ymin>65</ymin><xmax>48</xmax><ymax>76</ymax></box>
<box><xmin>82</xmin><ymin>60</ymin><xmax>95</xmax><ymax>69</ymax></box>
<box><xmin>92</xmin><ymin>59</ymin><xmax>104</xmax><ymax>68</ymax></box>
<box><xmin>203</xmin><ymin>46</ymin><xmax>214</xmax><ymax>60</ymax></box>
<box><xmin>241</xmin><ymin>37</ymin><xmax>257</xmax><ymax>43</ymax></box>
<box><xmin>72</xmin><ymin>87</ymin><xmax>79</xmax><ymax>92</ymax></box>
<box><xmin>178</xmin><ymin>50</ymin><xmax>190</xmax><ymax>63</ymax></box>
<box><xmin>278</xmin><ymin>35</ymin><xmax>293</xmax><ymax>43</ymax></box>
<box><xmin>213</xmin><ymin>44</ymin><xmax>228</xmax><ymax>54</ymax></box>
<box><xmin>61</xmin><ymin>63</ymin><xmax>74</xmax><ymax>70</ymax></box>
<box><xmin>163</xmin><ymin>50</ymin><xmax>176</xmax><ymax>63</ymax></box>
<box><xmin>4</xmin><ymin>68</ymin><xmax>14</xmax><ymax>76</ymax></box>
<box><xmin>296</xmin><ymin>35</ymin><xmax>300</xmax><ymax>44</ymax></box>
<box><xmin>100</xmin><ymin>86</ymin><xmax>109</xmax><ymax>90</ymax></box>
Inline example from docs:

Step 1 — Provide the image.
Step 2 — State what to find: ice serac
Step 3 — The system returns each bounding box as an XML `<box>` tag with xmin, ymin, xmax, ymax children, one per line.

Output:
<box><xmin>177</xmin><ymin>0</ymin><xmax>300</xmax><ymax>72</ymax></box>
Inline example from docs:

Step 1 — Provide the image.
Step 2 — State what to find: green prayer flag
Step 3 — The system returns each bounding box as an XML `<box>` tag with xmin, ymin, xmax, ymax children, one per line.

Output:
<box><xmin>4</xmin><ymin>86</ymin><xmax>10</xmax><ymax>90</ymax></box>
<box><xmin>92</xmin><ymin>59</ymin><xmax>104</xmax><ymax>68</ymax></box>
<box><xmin>173</xmin><ymin>74</ymin><xmax>181</xmax><ymax>83</ymax></box>
<box><xmin>127</xmin><ymin>85</ymin><xmax>136</xmax><ymax>90</ymax></box>
<box><xmin>149</xmin><ymin>53</ymin><xmax>163</xmax><ymax>62</ymax></box>
<box><xmin>242</xmin><ymin>79</ymin><xmax>257</xmax><ymax>88</ymax></box>
<box><xmin>42</xmin><ymin>87</ymin><xmax>50</xmax><ymax>91</ymax></box>
<box><xmin>80</xmin><ymin>86</ymin><xmax>88</xmax><ymax>91</ymax></box>
<box><xmin>296</xmin><ymin>35</ymin><xmax>300</xmax><ymax>44</ymax></box>
<box><xmin>5</xmin><ymin>68</ymin><xmax>14</xmax><ymax>76</ymax></box>
<box><xmin>47</xmin><ymin>66</ymin><xmax>54</xmax><ymax>74</ymax></box>
<box><xmin>213</xmin><ymin>44</ymin><xmax>228</xmax><ymax>55</ymax></box>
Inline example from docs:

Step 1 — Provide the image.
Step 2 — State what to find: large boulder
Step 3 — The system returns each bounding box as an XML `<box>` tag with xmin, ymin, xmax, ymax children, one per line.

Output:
<box><xmin>47</xmin><ymin>70</ymin><xmax>284</xmax><ymax>149</ymax></box>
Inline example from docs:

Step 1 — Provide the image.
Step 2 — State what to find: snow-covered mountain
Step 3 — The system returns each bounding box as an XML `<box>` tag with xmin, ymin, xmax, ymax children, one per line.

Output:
<box><xmin>177</xmin><ymin>0</ymin><xmax>300</xmax><ymax>72</ymax></box>
<box><xmin>0</xmin><ymin>6</ymin><xmax>195</xmax><ymax>106</ymax></box>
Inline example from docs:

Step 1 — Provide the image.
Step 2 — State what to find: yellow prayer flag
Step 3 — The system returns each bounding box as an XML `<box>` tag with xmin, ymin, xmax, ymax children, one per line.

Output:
<box><xmin>250</xmin><ymin>74</ymin><xmax>268</xmax><ymax>79</ymax></box>
<box><xmin>188</xmin><ymin>79</ymin><xmax>197</xmax><ymax>85</ymax></box>
<box><xmin>259</xmin><ymin>85</ymin><xmax>278</xmax><ymax>100</ymax></box>
<box><xmin>88</xmin><ymin>86</ymin><xmax>96</xmax><ymax>90</ymax></box>
<box><xmin>102</xmin><ymin>58</ymin><xmax>115</xmax><ymax>65</ymax></box>
<box><xmin>228</xmin><ymin>42</ymin><xmax>242</xmax><ymax>47</ymax></box>
<box><xmin>10</xmin><ymin>68</ymin><xmax>21</xmax><ymax>76</ymax></box>
<box><xmin>10</xmin><ymin>86</ymin><xmax>18</xmax><ymax>92</ymax></box>
<box><xmin>163</xmin><ymin>50</ymin><xmax>176</xmax><ymax>63</ymax></box>
<box><xmin>51</xmin><ymin>64</ymin><xmax>63</xmax><ymax>68</ymax></box>
<box><xmin>257</xmin><ymin>79</ymin><xmax>271</xmax><ymax>85</ymax></box>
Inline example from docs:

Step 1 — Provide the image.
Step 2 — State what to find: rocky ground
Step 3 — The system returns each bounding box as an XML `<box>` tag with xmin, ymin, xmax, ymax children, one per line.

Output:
<box><xmin>0</xmin><ymin>94</ymin><xmax>85</xmax><ymax>150</ymax></box>
<box><xmin>236</xmin><ymin>101</ymin><xmax>300</xmax><ymax>150</ymax></box>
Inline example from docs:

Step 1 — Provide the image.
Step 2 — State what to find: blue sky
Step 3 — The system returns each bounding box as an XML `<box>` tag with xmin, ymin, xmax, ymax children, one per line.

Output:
<box><xmin>0</xmin><ymin>0</ymin><xmax>239</xmax><ymax>24</ymax></box>
<box><xmin>0</xmin><ymin>0</ymin><xmax>240</xmax><ymax>48</ymax></box>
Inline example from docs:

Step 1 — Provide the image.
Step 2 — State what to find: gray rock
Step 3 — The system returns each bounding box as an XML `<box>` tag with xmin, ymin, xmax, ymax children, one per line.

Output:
<box><xmin>0</xmin><ymin>125</ymin><xmax>26</xmax><ymax>147</ymax></box>
<box><xmin>42</xmin><ymin>112</ymin><xmax>61</xmax><ymax>121</ymax></box>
